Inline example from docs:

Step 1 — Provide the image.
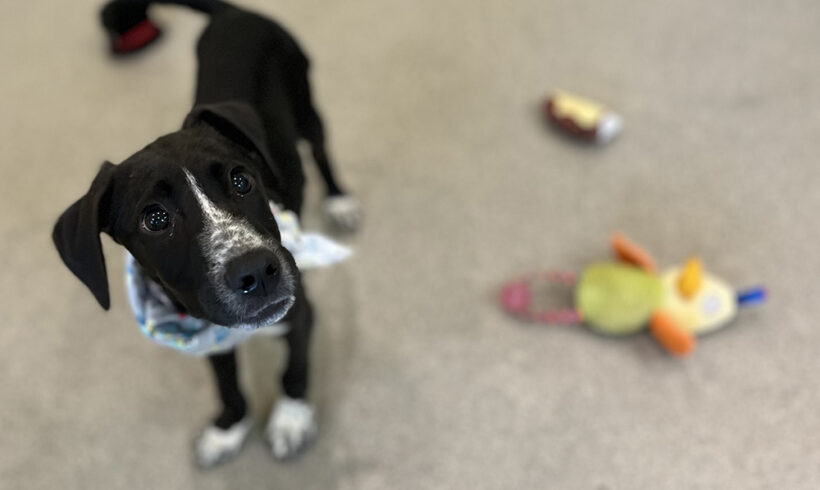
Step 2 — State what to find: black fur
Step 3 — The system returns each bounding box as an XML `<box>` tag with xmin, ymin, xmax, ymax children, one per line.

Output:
<box><xmin>54</xmin><ymin>0</ymin><xmax>349</xmax><ymax>443</ymax></box>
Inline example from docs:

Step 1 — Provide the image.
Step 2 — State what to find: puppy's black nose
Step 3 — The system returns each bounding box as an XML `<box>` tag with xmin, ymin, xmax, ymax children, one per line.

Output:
<box><xmin>224</xmin><ymin>249</ymin><xmax>280</xmax><ymax>295</ymax></box>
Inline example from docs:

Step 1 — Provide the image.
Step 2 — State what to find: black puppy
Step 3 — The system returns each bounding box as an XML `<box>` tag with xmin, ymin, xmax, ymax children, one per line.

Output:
<box><xmin>53</xmin><ymin>0</ymin><xmax>359</xmax><ymax>467</ymax></box>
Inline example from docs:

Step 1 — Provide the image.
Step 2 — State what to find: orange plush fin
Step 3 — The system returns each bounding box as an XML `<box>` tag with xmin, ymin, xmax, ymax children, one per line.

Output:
<box><xmin>649</xmin><ymin>311</ymin><xmax>696</xmax><ymax>357</ymax></box>
<box><xmin>611</xmin><ymin>233</ymin><xmax>657</xmax><ymax>273</ymax></box>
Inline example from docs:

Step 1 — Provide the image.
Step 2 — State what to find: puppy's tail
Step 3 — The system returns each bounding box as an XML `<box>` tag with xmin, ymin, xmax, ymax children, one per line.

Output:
<box><xmin>100</xmin><ymin>0</ymin><xmax>229</xmax><ymax>55</ymax></box>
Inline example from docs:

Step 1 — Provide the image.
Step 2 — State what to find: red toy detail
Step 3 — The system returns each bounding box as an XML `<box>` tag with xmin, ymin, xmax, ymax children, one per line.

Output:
<box><xmin>112</xmin><ymin>20</ymin><xmax>160</xmax><ymax>54</ymax></box>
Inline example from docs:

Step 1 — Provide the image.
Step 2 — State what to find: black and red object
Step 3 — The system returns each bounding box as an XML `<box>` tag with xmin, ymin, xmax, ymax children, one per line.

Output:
<box><xmin>101</xmin><ymin>1</ymin><xmax>162</xmax><ymax>55</ymax></box>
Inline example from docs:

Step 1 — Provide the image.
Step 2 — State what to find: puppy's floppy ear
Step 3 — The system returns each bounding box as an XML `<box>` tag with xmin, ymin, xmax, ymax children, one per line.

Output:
<box><xmin>183</xmin><ymin>101</ymin><xmax>281</xmax><ymax>181</ymax></box>
<box><xmin>52</xmin><ymin>161</ymin><xmax>116</xmax><ymax>310</ymax></box>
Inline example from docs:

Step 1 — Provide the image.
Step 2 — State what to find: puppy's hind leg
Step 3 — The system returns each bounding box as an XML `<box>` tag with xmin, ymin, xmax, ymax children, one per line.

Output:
<box><xmin>267</xmin><ymin>291</ymin><xmax>317</xmax><ymax>460</ymax></box>
<box><xmin>286</xmin><ymin>55</ymin><xmax>361</xmax><ymax>231</ymax></box>
<box><xmin>194</xmin><ymin>350</ymin><xmax>253</xmax><ymax>468</ymax></box>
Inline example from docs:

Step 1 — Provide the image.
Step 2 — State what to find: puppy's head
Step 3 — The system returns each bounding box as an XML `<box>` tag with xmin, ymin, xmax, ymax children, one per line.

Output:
<box><xmin>53</xmin><ymin>102</ymin><xmax>297</xmax><ymax>328</ymax></box>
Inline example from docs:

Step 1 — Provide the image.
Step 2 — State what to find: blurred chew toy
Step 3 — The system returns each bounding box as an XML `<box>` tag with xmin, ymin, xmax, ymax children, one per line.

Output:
<box><xmin>500</xmin><ymin>233</ymin><xmax>766</xmax><ymax>357</ymax></box>
<box><xmin>544</xmin><ymin>91</ymin><xmax>622</xmax><ymax>144</ymax></box>
<box><xmin>101</xmin><ymin>1</ymin><xmax>162</xmax><ymax>54</ymax></box>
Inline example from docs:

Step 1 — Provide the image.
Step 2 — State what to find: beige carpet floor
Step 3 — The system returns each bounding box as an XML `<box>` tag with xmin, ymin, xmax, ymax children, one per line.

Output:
<box><xmin>1</xmin><ymin>0</ymin><xmax>818</xmax><ymax>488</ymax></box>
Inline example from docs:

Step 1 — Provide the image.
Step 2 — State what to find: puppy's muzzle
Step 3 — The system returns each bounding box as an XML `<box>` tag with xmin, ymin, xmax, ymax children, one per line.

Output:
<box><xmin>224</xmin><ymin>249</ymin><xmax>281</xmax><ymax>296</ymax></box>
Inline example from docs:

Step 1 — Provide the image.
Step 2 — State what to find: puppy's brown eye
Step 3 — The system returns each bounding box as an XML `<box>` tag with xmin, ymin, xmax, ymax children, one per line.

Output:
<box><xmin>142</xmin><ymin>205</ymin><xmax>170</xmax><ymax>232</ymax></box>
<box><xmin>231</xmin><ymin>168</ymin><xmax>253</xmax><ymax>195</ymax></box>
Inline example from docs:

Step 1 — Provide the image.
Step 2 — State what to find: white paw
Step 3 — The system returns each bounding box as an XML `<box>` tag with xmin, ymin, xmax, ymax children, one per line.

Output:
<box><xmin>266</xmin><ymin>397</ymin><xmax>317</xmax><ymax>460</ymax></box>
<box><xmin>194</xmin><ymin>418</ymin><xmax>253</xmax><ymax>468</ymax></box>
<box><xmin>323</xmin><ymin>195</ymin><xmax>361</xmax><ymax>232</ymax></box>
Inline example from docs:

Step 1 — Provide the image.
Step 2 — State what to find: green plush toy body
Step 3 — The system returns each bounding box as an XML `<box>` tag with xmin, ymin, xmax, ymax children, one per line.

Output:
<box><xmin>575</xmin><ymin>263</ymin><xmax>663</xmax><ymax>336</ymax></box>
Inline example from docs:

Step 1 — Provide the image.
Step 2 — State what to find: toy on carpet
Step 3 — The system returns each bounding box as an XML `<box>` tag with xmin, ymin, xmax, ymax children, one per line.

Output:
<box><xmin>544</xmin><ymin>91</ymin><xmax>622</xmax><ymax>144</ymax></box>
<box><xmin>499</xmin><ymin>233</ymin><xmax>766</xmax><ymax>357</ymax></box>
<box><xmin>101</xmin><ymin>0</ymin><xmax>163</xmax><ymax>54</ymax></box>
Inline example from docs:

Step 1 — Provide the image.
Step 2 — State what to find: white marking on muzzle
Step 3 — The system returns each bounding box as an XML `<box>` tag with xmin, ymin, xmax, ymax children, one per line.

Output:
<box><xmin>183</xmin><ymin>168</ymin><xmax>268</xmax><ymax>262</ymax></box>
<box><xmin>183</xmin><ymin>168</ymin><xmax>292</xmax><ymax>323</ymax></box>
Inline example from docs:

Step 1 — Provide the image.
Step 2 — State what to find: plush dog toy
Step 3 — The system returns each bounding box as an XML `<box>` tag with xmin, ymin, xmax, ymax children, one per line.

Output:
<box><xmin>500</xmin><ymin>233</ymin><xmax>766</xmax><ymax>356</ymax></box>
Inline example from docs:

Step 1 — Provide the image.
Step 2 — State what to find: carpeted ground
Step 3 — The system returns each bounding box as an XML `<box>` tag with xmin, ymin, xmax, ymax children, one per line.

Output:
<box><xmin>1</xmin><ymin>0</ymin><xmax>818</xmax><ymax>488</ymax></box>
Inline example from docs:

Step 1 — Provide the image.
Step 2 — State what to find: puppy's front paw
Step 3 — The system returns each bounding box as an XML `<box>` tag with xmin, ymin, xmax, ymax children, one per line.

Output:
<box><xmin>323</xmin><ymin>194</ymin><xmax>361</xmax><ymax>232</ymax></box>
<box><xmin>194</xmin><ymin>418</ymin><xmax>253</xmax><ymax>469</ymax></box>
<box><xmin>266</xmin><ymin>397</ymin><xmax>317</xmax><ymax>460</ymax></box>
